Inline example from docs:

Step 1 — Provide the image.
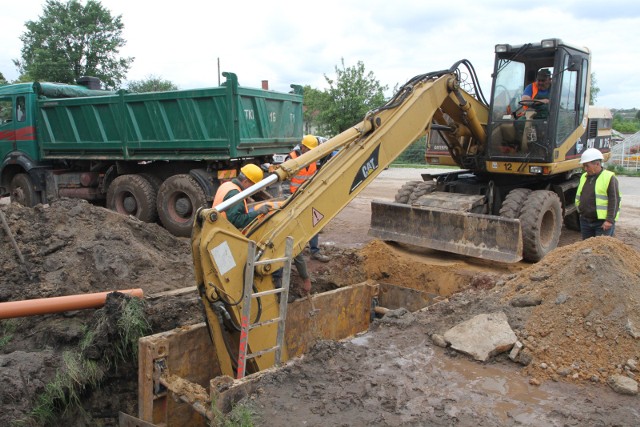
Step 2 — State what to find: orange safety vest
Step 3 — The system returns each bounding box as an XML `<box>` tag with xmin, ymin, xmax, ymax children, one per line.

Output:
<box><xmin>517</xmin><ymin>82</ymin><xmax>540</xmax><ymax>117</ymax></box>
<box><xmin>212</xmin><ymin>181</ymin><xmax>247</xmax><ymax>218</ymax></box>
<box><xmin>289</xmin><ymin>150</ymin><xmax>317</xmax><ymax>194</ymax></box>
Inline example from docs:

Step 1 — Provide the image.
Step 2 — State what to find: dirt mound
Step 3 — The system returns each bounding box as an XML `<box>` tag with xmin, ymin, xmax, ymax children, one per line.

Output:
<box><xmin>1</xmin><ymin>198</ymin><xmax>194</xmax><ymax>301</ymax></box>
<box><xmin>1</xmin><ymin>199</ymin><xmax>201</xmax><ymax>426</ymax></box>
<box><xmin>505</xmin><ymin>236</ymin><xmax>640</xmax><ymax>384</ymax></box>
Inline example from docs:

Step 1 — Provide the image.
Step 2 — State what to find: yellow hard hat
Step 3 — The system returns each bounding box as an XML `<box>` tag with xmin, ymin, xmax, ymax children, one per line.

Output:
<box><xmin>241</xmin><ymin>164</ymin><xmax>263</xmax><ymax>184</ymax></box>
<box><xmin>301</xmin><ymin>134</ymin><xmax>318</xmax><ymax>149</ymax></box>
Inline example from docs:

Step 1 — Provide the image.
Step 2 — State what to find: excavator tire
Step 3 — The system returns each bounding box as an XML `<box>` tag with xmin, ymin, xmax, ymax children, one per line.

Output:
<box><xmin>519</xmin><ymin>190</ymin><xmax>562</xmax><ymax>262</ymax></box>
<box><xmin>408</xmin><ymin>182</ymin><xmax>437</xmax><ymax>205</ymax></box>
<box><xmin>394</xmin><ymin>181</ymin><xmax>423</xmax><ymax>204</ymax></box>
<box><xmin>499</xmin><ymin>188</ymin><xmax>532</xmax><ymax>218</ymax></box>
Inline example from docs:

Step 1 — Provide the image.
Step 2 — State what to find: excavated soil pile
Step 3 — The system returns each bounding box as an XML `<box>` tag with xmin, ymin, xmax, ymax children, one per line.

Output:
<box><xmin>0</xmin><ymin>199</ymin><xmax>202</xmax><ymax>426</ymax></box>
<box><xmin>504</xmin><ymin>236</ymin><xmax>640</xmax><ymax>384</ymax></box>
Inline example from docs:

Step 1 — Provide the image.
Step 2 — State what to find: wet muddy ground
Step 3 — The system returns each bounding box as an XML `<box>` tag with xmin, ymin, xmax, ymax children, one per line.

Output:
<box><xmin>1</xmin><ymin>168</ymin><xmax>639</xmax><ymax>426</ymax></box>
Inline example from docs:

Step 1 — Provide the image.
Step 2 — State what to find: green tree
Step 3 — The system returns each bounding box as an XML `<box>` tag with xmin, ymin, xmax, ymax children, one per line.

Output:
<box><xmin>126</xmin><ymin>75</ymin><xmax>177</xmax><ymax>92</ymax></box>
<box><xmin>15</xmin><ymin>0</ymin><xmax>133</xmax><ymax>89</ymax></box>
<box><xmin>317</xmin><ymin>59</ymin><xmax>387</xmax><ymax>136</ymax></box>
<box><xmin>301</xmin><ymin>85</ymin><xmax>331</xmax><ymax>135</ymax></box>
<box><xmin>0</xmin><ymin>72</ymin><xmax>6</xmax><ymax>85</ymax></box>
<box><xmin>590</xmin><ymin>72</ymin><xmax>600</xmax><ymax>105</ymax></box>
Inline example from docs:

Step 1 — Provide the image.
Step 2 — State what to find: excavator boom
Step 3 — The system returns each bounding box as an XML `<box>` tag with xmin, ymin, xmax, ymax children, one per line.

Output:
<box><xmin>191</xmin><ymin>65</ymin><xmax>521</xmax><ymax>377</ymax></box>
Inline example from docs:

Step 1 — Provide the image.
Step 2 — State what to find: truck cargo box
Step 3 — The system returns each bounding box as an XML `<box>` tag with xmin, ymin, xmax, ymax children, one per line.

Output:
<box><xmin>36</xmin><ymin>72</ymin><xmax>302</xmax><ymax>161</ymax></box>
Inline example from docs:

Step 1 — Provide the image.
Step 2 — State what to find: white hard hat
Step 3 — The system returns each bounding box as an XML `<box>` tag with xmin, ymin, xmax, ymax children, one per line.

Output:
<box><xmin>579</xmin><ymin>148</ymin><xmax>604</xmax><ymax>164</ymax></box>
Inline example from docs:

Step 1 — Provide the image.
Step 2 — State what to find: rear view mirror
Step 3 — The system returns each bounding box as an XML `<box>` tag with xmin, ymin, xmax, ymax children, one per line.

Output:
<box><xmin>567</xmin><ymin>56</ymin><xmax>581</xmax><ymax>72</ymax></box>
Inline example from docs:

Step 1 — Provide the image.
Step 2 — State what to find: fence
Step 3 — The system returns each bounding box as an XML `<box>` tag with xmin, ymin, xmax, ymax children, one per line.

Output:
<box><xmin>608</xmin><ymin>131</ymin><xmax>640</xmax><ymax>172</ymax></box>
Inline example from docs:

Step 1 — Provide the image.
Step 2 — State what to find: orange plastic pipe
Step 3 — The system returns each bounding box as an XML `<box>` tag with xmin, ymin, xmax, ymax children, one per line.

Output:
<box><xmin>0</xmin><ymin>288</ymin><xmax>144</xmax><ymax>319</ymax></box>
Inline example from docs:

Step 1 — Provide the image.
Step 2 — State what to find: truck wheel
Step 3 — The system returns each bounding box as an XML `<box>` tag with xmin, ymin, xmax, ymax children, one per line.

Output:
<box><xmin>563</xmin><ymin>210</ymin><xmax>581</xmax><ymax>231</ymax></box>
<box><xmin>107</xmin><ymin>174</ymin><xmax>158</xmax><ymax>222</ymax></box>
<box><xmin>10</xmin><ymin>173</ymin><xmax>42</xmax><ymax>207</ymax></box>
<box><xmin>394</xmin><ymin>181</ymin><xmax>422</xmax><ymax>204</ymax></box>
<box><xmin>519</xmin><ymin>190</ymin><xmax>562</xmax><ymax>262</ymax></box>
<box><xmin>157</xmin><ymin>174</ymin><xmax>207</xmax><ymax>237</ymax></box>
<box><xmin>139</xmin><ymin>173</ymin><xmax>164</xmax><ymax>195</ymax></box>
<box><xmin>499</xmin><ymin>188</ymin><xmax>532</xmax><ymax>218</ymax></box>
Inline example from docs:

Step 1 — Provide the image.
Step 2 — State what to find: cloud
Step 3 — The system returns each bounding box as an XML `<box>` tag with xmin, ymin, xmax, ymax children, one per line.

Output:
<box><xmin>1</xmin><ymin>0</ymin><xmax>639</xmax><ymax>108</ymax></box>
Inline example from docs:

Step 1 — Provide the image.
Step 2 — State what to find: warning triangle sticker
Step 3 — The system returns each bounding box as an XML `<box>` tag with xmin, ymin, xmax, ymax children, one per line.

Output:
<box><xmin>312</xmin><ymin>208</ymin><xmax>324</xmax><ymax>227</ymax></box>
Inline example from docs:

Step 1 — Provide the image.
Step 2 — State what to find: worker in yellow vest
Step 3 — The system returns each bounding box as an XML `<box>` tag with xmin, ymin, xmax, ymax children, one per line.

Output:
<box><xmin>575</xmin><ymin>148</ymin><xmax>621</xmax><ymax>239</ymax></box>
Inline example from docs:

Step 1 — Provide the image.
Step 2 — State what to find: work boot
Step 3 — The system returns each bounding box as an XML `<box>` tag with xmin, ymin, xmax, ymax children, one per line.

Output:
<box><xmin>311</xmin><ymin>251</ymin><xmax>331</xmax><ymax>263</ymax></box>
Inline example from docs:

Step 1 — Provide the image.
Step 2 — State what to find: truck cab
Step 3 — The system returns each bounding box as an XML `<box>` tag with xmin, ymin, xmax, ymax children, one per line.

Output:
<box><xmin>0</xmin><ymin>84</ymin><xmax>41</xmax><ymax>202</ymax></box>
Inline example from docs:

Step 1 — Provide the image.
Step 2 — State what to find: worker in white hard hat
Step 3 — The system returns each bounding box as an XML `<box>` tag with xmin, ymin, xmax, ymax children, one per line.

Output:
<box><xmin>575</xmin><ymin>148</ymin><xmax>621</xmax><ymax>239</ymax></box>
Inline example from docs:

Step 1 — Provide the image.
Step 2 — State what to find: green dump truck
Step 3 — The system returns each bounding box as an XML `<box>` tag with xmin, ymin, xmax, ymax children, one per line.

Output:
<box><xmin>0</xmin><ymin>73</ymin><xmax>303</xmax><ymax>236</ymax></box>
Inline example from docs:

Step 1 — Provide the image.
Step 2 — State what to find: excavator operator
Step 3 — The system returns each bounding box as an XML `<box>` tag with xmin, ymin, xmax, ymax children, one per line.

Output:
<box><xmin>521</xmin><ymin>68</ymin><xmax>552</xmax><ymax>119</ymax></box>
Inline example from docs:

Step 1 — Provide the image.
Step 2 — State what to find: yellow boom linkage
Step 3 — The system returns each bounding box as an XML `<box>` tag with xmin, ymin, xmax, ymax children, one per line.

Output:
<box><xmin>191</xmin><ymin>70</ymin><xmax>512</xmax><ymax>377</ymax></box>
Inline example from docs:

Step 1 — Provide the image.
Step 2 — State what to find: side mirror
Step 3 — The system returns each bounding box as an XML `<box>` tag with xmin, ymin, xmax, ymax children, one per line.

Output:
<box><xmin>567</xmin><ymin>56</ymin><xmax>581</xmax><ymax>72</ymax></box>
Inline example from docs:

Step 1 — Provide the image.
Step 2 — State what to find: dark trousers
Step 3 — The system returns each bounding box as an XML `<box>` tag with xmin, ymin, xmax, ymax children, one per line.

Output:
<box><xmin>579</xmin><ymin>216</ymin><xmax>615</xmax><ymax>240</ymax></box>
<box><xmin>309</xmin><ymin>234</ymin><xmax>320</xmax><ymax>254</ymax></box>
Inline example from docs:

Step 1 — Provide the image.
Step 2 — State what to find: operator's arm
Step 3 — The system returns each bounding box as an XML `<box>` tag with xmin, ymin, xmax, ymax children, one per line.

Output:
<box><xmin>225</xmin><ymin>189</ymin><xmax>261</xmax><ymax>229</ymax></box>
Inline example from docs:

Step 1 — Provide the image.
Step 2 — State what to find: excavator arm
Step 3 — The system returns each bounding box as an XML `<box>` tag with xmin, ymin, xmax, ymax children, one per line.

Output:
<box><xmin>191</xmin><ymin>66</ymin><xmax>492</xmax><ymax>377</ymax></box>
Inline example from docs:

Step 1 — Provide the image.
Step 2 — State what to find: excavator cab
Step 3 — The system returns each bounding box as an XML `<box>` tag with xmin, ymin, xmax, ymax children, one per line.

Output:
<box><xmin>486</xmin><ymin>39</ymin><xmax>591</xmax><ymax>164</ymax></box>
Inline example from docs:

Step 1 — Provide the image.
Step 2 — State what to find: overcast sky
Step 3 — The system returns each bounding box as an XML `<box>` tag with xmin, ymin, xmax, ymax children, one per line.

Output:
<box><xmin>1</xmin><ymin>0</ymin><xmax>639</xmax><ymax>108</ymax></box>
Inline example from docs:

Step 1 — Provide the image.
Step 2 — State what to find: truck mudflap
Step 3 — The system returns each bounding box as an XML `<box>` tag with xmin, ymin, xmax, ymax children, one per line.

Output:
<box><xmin>369</xmin><ymin>200</ymin><xmax>523</xmax><ymax>263</ymax></box>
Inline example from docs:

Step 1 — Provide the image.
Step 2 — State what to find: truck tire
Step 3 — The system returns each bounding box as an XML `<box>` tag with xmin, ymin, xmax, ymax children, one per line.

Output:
<box><xmin>139</xmin><ymin>173</ymin><xmax>164</xmax><ymax>195</ymax></box>
<box><xmin>519</xmin><ymin>190</ymin><xmax>562</xmax><ymax>262</ymax></box>
<box><xmin>107</xmin><ymin>174</ymin><xmax>158</xmax><ymax>223</ymax></box>
<box><xmin>563</xmin><ymin>210</ymin><xmax>581</xmax><ymax>231</ymax></box>
<box><xmin>499</xmin><ymin>188</ymin><xmax>532</xmax><ymax>218</ymax></box>
<box><xmin>394</xmin><ymin>181</ymin><xmax>422</xmax><ymax>204</ymax></box>
<box><xmin>10</xmin><ymin>173</ymin><xmax>42</xmax><ymax>207</ymax></box>
<box><xmin>157</xmin><ymin>174</ymin><xmax>207</xmax><ymax>237</ymax></box>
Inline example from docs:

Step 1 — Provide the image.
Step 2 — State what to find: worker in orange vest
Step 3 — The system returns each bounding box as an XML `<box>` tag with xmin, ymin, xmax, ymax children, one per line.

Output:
<box><xmin>285</xmin><ymin>135</ymin><xmax>331</xmax><ymax>262</ymax></box>
<box><xmin>212</xmin><ymin>164</ymin><xmax>269</xmax><ymax>229</ymax></box>
<box><xmin>520</xmin><ymin>68</ymin><xmax>552</xmax><ymax>120</ymax></box>
<box><xmin>215</xmin><ymin>164</ymin><xmax>313</xmax><ymax>296</ymax></box>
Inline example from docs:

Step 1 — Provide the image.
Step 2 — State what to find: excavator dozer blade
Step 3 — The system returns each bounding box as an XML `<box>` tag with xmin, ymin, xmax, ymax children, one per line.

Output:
<box><xmin>369</xmin><ymin>200</ymin><xmax>523</xmax><ymax>263</ymax></box>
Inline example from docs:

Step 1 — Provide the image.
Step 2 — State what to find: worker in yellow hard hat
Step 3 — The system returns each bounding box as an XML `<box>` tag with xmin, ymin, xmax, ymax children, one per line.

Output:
<box><xmin>284</xmin><ymin>135</ymin><xmax>331</xmax><ymax>263</ymax></box>
<box><xmin>212</xmin><ymin>163</ymin><xmax>268</xmax><ymax>229</ymax></box>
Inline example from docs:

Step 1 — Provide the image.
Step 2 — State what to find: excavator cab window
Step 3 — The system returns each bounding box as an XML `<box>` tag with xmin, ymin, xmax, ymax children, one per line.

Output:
<box><xmin>488</xmin><ymin>58</ymin><xmax>554</xmax><ymax>160</ymax></box>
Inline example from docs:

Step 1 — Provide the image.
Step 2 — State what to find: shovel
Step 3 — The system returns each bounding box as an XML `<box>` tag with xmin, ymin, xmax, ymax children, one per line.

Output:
<box><xmin>0</xmin><ymin>209</ymin><xmax>33</xmax><ymax>280</ymax></box>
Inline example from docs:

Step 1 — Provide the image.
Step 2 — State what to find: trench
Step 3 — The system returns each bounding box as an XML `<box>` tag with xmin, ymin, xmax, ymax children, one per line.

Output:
<box><xmin>131</xmin><ymin>240</ymin><xmax>525</xmax><ymax>426</ymax></box>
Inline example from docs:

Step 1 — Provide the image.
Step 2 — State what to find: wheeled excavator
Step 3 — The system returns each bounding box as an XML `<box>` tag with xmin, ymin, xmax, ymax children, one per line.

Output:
<box><xmin>191</xmin><ymin>38</ymin><xmax>612</xmax><ymax>378</ymax></box>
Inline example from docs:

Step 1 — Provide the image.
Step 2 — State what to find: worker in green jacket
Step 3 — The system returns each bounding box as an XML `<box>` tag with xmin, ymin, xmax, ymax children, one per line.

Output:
<box><xmin>575</xmin><ymin>148</ymin><xmax>621</xmax><ymax>239</ymax></box>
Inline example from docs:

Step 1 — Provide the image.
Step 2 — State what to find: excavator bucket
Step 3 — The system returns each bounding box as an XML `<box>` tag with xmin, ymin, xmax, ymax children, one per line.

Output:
<box><xmin>369</xmin><ymin>200</ymin><xmax>523</xmax><ymax>263</ymax></box>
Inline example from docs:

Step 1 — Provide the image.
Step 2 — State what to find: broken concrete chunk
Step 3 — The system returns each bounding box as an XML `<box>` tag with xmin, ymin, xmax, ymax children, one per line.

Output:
<box><xmin>607</xmin><ymin>375</ymin><xmax>638</xmax><ymax>395</ymax></box>
<box><xmin>443</xmin><ymin>312</ymin><xmax>517</xmax><ymax>362</ymax></box>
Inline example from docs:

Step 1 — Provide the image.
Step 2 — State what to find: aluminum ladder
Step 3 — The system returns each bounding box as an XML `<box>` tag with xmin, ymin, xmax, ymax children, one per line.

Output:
<box><xmin>236</xmin><ymin>236</ymin><xmax>293</xmax><ymax>379</ymax></box>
